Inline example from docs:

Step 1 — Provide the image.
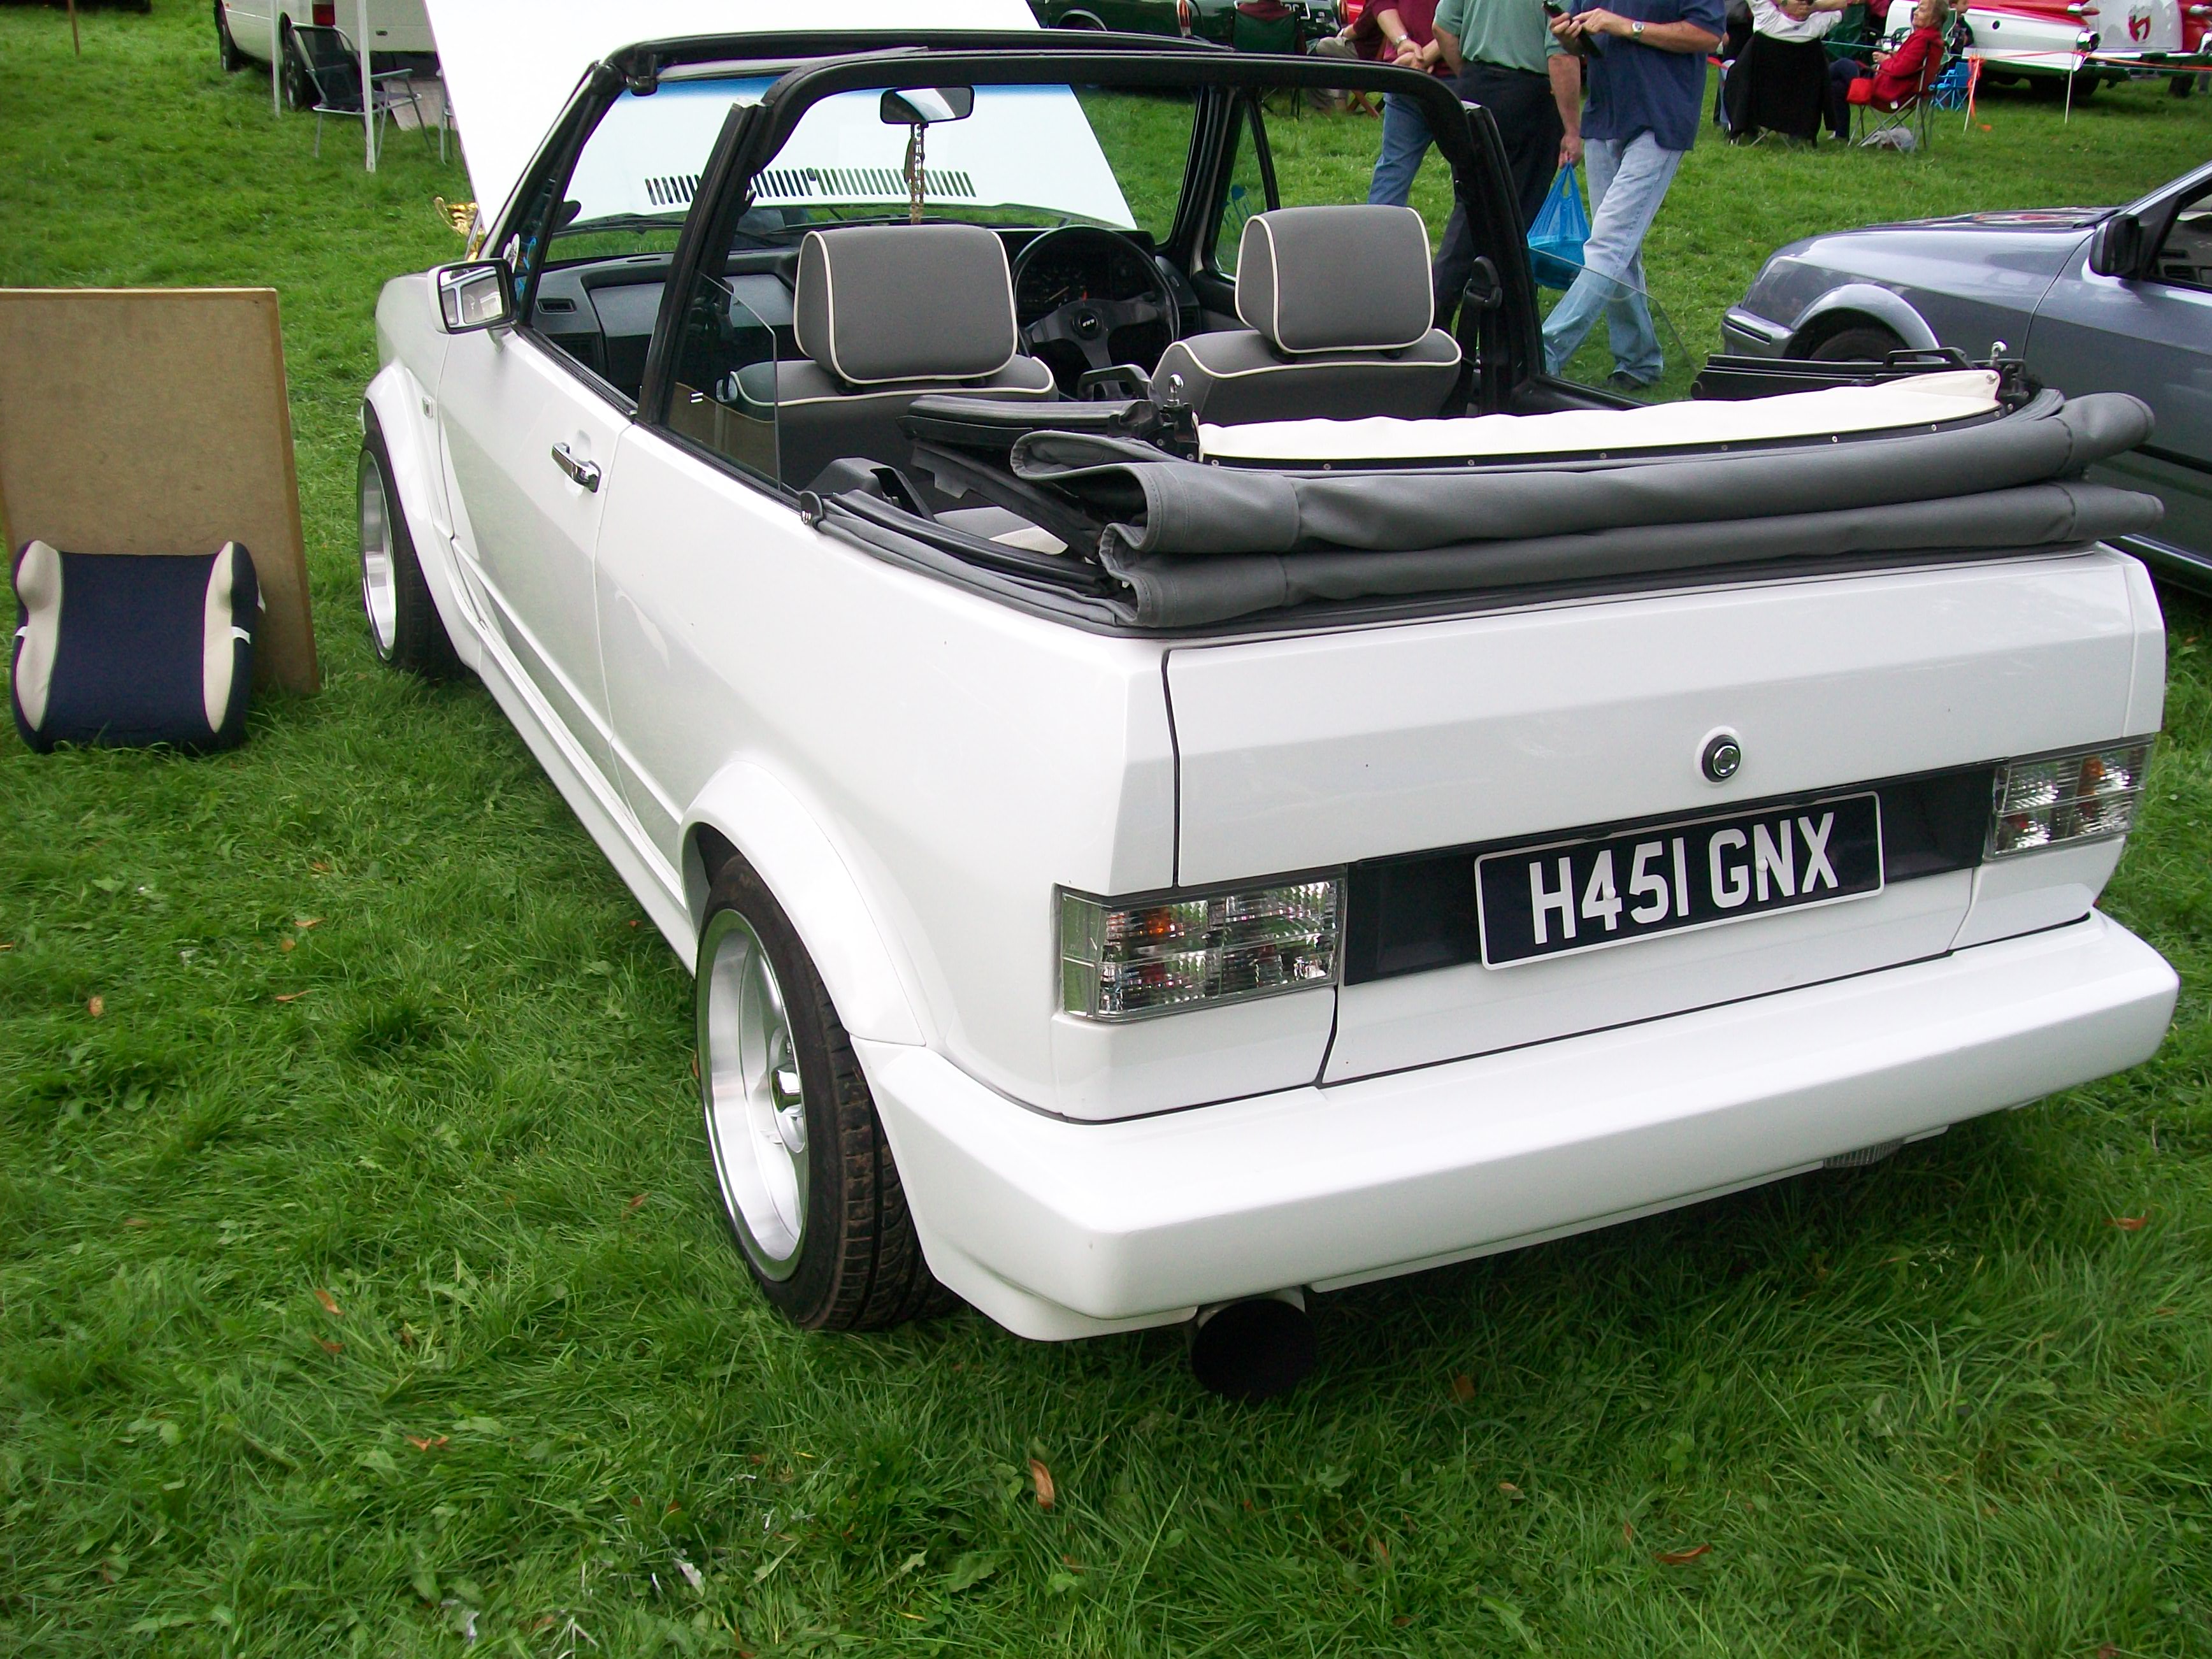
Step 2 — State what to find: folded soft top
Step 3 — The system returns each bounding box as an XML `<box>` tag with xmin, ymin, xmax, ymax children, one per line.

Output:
<box><xmin>982</xmin><ymin>389</ymin><xmax>2162</xmax><ymax>627</ymax></box>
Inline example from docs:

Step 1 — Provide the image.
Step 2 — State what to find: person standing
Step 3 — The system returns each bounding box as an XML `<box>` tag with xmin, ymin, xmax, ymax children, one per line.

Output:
<box><xmin>1429</xmin><ymin>0</ymin><xmax>1584</xmax><ymax>326</ymax></box>
<box><xmin>1542</xmin><ymin>0</ymin><xmax>1723</xmax><ymax>388</ymax></box>
<box><xmin>1360</xmin><ymin>3</ymin><xmax>1455</xmax><ymax>207</ymax></box>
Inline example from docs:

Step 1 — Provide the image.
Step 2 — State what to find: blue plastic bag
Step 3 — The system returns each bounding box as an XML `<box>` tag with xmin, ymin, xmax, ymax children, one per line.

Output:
<box><xmin>1527</xmin><ymin>165</ymin><xmax>1589</xmax><ymax>291</ymax></box>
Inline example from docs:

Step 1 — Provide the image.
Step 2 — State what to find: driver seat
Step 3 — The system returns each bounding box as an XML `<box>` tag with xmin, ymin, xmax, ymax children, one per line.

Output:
<box><xmin>1153</xmin><ymin>205</ymin><xmax>1462</xmax><ymax>426</ymax></box>
<box><xmin>766</xmin><ymin>224</ymin><xmax>1056</xmax><ymax>495</ymax></box>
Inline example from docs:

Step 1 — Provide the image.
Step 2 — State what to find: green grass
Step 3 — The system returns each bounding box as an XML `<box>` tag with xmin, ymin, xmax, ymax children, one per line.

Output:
<box><xmin>4</xmin><ymin>4</ymin><xmax>2211</xmax><ymax>1655</ymax></box>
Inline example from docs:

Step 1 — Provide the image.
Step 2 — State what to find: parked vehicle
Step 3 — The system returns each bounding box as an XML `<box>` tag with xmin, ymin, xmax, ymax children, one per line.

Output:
<box><xmin>1723</xmin><ymin>159</ymin><xmax>2212</xmax><ymax>594</ymax></box>
<box><xmin>364</xmin><ymin>0</ymin><xmax>2178</xmax><ymax>1391</ymax></box>
<box><xmin>1876</xmin><ymin>0</ymin><xmax>2208</xmax><ymax>95</ymax></box>
<box><xmin>214</xmin><ymin>0</ymin><xmax>433</xmax><ymax>106</ymax></box>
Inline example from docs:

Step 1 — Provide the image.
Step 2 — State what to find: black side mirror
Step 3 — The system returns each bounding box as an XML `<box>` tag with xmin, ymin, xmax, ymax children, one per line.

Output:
<box><xmin>879</xmin><ymin>86</ymin><xmax>975</xmax><ymax>126</ymax></box>
<box><xmin>2089</xmin><ymin>213</ymin><xmax>2145</xmax><ymax>280</ymax></box>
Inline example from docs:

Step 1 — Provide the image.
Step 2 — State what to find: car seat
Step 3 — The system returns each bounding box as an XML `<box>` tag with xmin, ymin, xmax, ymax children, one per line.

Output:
<box><xmin>1152</xmin><ymin>205</ymin><xmax>1462</xmax><ymax>426</ymax></box>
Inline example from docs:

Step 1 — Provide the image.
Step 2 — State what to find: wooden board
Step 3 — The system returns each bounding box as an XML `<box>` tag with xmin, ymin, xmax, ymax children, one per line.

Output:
<box><xmin>0</xmin><ymin>287</ymin><xmax>320</xmax><ymax>694</ymax></box>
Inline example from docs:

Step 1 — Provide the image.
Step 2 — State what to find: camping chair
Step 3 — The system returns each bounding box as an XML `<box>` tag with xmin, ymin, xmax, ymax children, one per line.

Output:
<box><xmin>1851</xmin><ymin>27</ymin><xmax>1948</xmax><ymax>150</ymax></box>
<box><xmin>284</xmin><ymin>23</ymin><xmax>425</xmax><ymax>161</ymax></box>
<box><xmin>1233</xmin><ymin>3</ymin><xmax>1307</xmax><ymax>118</ymax></box>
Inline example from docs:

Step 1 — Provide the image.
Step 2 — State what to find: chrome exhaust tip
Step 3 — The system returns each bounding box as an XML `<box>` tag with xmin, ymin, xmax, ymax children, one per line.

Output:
<box><xmin>1188</xmin><ymin>1289</ymin><xmax>1316</xmax><ymax>1401</ymax></box>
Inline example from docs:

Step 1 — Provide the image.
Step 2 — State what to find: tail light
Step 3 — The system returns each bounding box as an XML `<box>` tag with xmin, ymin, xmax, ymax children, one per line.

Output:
<box><xmin>1987</xmin><ymin>740</ymin><xmax>2153</xmax><ymax>858</ymax></box>
<box><xmin>1059</xmin><ymin>877</ymin><xmax>1342</xmax><ymax>1021</ymax></box>
<box><xmin>312</xmin><ymin>3</ymin><xmax>336</xmax><ymax>25</ymax></box>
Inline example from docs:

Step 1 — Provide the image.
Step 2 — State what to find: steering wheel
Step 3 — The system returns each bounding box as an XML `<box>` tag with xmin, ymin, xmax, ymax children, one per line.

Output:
<box><xmin>1011</xmin><ymin>226</ymin><xmax>1181</xmax><ymax>392</ymax></box>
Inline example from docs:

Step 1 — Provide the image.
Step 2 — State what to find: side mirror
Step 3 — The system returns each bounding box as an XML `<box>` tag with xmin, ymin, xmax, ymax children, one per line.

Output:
<box><xmin>2088</xmin><ymin>213</ymin><xmax>2145</xmax><ymax>280</ymax></box>
<box><xmin>879</xmin><ymin>85</ymin><xmax>975</xmax><ymax>126</ymax></box>
<box><xmin>437</xmin><ymin>261</ymin><xmax>514</xmax><ymax>333</ymax></box>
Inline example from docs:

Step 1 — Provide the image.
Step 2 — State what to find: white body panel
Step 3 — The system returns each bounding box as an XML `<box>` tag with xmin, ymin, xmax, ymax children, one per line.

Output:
<box><xmin>222</xmin><ymin>0</ymin><xmax>434</xmax><ymax>63</ymax></box>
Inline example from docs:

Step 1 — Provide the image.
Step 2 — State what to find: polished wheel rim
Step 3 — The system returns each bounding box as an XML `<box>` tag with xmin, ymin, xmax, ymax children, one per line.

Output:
<box><xmin>699</xmin><ymin>910</ymin><xmax>808</xmax><ymax>1279</ymax></box>
<box><xmin>359</xmin><ymin>460</ymin><xmax>398</xmax><ymax>657</ymax></box>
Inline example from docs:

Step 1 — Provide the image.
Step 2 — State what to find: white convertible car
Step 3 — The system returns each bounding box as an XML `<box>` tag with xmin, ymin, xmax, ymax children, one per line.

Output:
<box><xmin>363</xmin><ymin>0</ymin><xmax>2178</xmax><ymax>1392</ymax></box>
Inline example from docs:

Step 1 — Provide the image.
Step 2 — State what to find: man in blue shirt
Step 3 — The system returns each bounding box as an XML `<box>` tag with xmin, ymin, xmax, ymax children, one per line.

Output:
<box><xmin>1544</xmin><ymin>0</ymin><xmax>1723</xmax><ymax>387</ymax></box>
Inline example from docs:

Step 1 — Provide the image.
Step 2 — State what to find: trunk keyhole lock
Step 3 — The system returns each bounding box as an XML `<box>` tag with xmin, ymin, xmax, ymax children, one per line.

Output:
<box><xmin>1701</xmin><ymin>732</ymin><xmax>1743</xmax><ymax>783</ymax></box>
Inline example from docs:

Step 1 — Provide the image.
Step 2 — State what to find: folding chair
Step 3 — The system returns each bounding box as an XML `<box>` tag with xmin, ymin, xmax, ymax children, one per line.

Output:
<box><xmin>284</xmin><ymin>23</ymin><xmax>426</xmax><ymax>161</ymax></box>
<box><xmin>1232</xmin><ymin>3</ymin><xmax>1307</xmax><ymax>118</ymax></box>
<box><xmin>1851</xmin><ymin>30</ymin><xmax>1948</xmax><ymax>151</ymax></box>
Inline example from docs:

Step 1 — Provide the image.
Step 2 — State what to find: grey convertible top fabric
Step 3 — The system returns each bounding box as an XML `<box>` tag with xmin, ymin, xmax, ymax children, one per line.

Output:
<box><xmin>996</xmin><ymin>391</ymin><xmax>2164</xmax><ymax>626</ymax></box>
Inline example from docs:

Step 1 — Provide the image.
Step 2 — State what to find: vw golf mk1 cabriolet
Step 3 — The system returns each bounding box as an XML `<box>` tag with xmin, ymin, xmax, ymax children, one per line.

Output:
<box><xmin>362</xmin><ymin>0</ymin><xmax>2178</xmax><ymax>1390</ymax></box>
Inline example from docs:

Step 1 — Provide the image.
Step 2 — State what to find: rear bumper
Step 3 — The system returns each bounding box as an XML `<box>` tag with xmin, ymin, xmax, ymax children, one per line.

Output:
<box><xmin>861</xmin><ymin>912</ymin><xmax>2176</xmax><ymax>1340</ymax></box>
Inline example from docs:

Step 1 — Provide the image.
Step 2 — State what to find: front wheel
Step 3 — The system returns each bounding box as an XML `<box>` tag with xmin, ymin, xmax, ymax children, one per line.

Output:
<box><xmin>1809</xmin><ymin>324</ymin><xmax>1907</xmax><ymax>364</ymax></box>
<box><xmin>696</xmin><ymin>858</ymin><xmax>949</xmax><ymax>1331</ymax></box>
<box><xmin>359</xmin><ymin>414</ymin><xmax>463</xmax><ymax>679</ymax></box>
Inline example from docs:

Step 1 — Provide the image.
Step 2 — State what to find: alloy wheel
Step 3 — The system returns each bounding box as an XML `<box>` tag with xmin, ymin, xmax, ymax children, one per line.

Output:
<box><xmin>699</xmin><ymin>909</ymin><xmax>810</xmax><ymax>1279</ymax></box>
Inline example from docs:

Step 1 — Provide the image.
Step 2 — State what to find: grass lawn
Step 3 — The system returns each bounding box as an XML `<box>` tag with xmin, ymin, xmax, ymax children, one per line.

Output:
<box><xmin>3</xmin><ymin>3</ymin><xmax>2211</xmax><ymax>1654</ymax></box>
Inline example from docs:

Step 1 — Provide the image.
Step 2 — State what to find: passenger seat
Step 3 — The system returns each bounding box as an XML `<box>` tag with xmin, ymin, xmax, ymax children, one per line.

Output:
<box><xmin>1154</xmin><ymin>205</ymin><xmax>1462</xmax><ymax>426</ymax></box>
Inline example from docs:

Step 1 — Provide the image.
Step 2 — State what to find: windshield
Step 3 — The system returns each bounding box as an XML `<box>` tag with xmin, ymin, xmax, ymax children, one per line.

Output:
<box><xmin>552</xmin><ymin>77</ymin><xmax>1196</xmax><ymax>257</ymax></box>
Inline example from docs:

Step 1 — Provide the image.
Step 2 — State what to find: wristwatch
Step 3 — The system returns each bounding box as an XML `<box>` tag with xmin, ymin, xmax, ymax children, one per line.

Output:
<box><xmin>1630</xmin><ymin>18</ymin><xmax>1646</xmax><ymax>35</ymax></box>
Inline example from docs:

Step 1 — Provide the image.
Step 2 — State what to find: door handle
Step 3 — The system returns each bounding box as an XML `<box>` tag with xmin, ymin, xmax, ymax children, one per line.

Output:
<box><xmin>551</xmin><ymin>442</ymin><xmax>601</xmax><ymax>492</ymax></box>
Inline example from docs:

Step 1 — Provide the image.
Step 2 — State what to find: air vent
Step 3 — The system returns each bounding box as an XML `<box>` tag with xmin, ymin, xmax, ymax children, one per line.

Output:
<box><xmin>645</xmin><ymin>173</ymin><xmax>701</xmax><ymax>208</ymax></box>
<box><xmin>751</xmin><ymin>166</ymin><xmax>978</xmax><ymax>203</ymax></box>
<box><xmin>536</xmin><ymin>296</ymin><xmax>577</xmax><ymax>314</ymax></box>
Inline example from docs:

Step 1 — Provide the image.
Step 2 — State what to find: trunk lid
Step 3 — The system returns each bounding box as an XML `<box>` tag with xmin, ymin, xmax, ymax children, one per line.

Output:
<box><xmin>1164</xmin><ymin>553</ymin><xmax>2157</xmax><ymax>1082</ymax></box>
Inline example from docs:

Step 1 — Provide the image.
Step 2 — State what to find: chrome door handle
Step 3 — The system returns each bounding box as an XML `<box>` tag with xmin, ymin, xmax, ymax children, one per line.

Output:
<box><xmin>551</xmin><ymin>442</ymin><xmax>600</xmax><ymax>492</ymax></box>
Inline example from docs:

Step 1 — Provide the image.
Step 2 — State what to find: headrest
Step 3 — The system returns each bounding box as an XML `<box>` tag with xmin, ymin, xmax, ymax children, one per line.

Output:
<box><xmin>793</xmin><ymin>224</ymin><xmax>1018</xmax><ymax>387</ymax></box>
<box><xmin>1234</xmin><ymin>205</ymin><xmax>1435</xmax><ymax>355</ymax></box>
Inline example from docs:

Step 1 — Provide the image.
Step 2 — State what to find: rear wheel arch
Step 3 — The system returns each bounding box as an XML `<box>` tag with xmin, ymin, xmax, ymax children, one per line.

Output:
<box><xmin>681</xmin><ymin>766</ymin><xmax>928</xmax><ymax>1048</ymax></box>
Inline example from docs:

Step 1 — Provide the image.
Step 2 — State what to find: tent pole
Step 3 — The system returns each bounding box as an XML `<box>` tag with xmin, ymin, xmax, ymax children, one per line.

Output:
<box><xmin>68</xmin><ymin>0</ymin><xmax>80</xmax><ymax>55</ymax></box>
<box><xmin>360</xmin><ymin>0</ymin><xmax>377</xmax><ymax>172</ymax></box>
<box><xmin>271</xmin><ymin>6</ymin><xmax>281</xmax><ymax>117</ymax></box>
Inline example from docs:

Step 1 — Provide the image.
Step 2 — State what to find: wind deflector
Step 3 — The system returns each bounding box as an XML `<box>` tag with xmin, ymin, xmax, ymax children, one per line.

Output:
<box><xmin>994</xmin><ymin>392</ymin><xmax>2163</xmax><ymax>628</ymax></box>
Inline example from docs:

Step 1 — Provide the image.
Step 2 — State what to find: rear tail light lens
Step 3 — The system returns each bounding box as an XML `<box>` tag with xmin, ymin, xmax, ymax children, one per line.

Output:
<box><xmin>1059</xmin><ymin>878</ymin><xmax>1342</xmax><ymax>1021</ymax></box>
<box><xmin>1988</xmin><ymin>740</ymin><xmax>2153</xmax><ymax>857</ymax></box>
<box><xmin>312</xmin><ymin>3</ymin><xmax>336</xmax><ymax>24</ymax></box>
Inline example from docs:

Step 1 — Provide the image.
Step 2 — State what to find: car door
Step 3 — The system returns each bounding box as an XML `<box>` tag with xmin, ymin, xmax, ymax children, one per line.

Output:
<box><xmin>434</xmin><ymin>81</ymin><xmax>735</xmax><ymax>788</ymax></box>
<box><xmin>2027</xmin><ymin>168</ymin><xmax>2212</xmax><ymax>579</ymax></box>
<box><xmin>436</xmin><ymin>328</ymin><xmax>629</xmax><ymax>782</ymax></box>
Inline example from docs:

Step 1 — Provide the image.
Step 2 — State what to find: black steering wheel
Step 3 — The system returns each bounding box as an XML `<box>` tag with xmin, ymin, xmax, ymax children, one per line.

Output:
<box><xmin>1011</xmin><ymin>226</ymin><xmax>1181</xmax><ymax>392</ymax></box>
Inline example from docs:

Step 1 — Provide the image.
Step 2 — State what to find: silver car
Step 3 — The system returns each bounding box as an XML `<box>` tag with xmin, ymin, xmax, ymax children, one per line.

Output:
<box><xmin>1723</xmin><ymin>160</ymin><xmax>2212</xmax><ymax>594</ymax></box>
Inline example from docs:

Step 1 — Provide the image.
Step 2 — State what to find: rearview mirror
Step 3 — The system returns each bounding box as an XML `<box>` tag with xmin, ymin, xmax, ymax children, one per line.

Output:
<box><xmin>437</xmin><ymin>261</ymin><xmax>514</xmax><ymax>333</ymax></box>
<box><xmin>2088</xmin><ymin>213</ymin><xmax>2145</xmax><ymax>280</ymax></box>
<box><xmin>879</xmin><ymin>86</ymin><xmax>975</xmax><ymax>126</ymax></box>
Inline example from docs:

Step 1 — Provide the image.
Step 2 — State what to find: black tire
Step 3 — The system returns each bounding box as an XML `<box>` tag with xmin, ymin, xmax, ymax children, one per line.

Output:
<box><xmin>215</xmin><ymin>2</ymin><xmax>244</xmax><ymax>71</ymax></box>
<box><xmin>696</xmin><ymin>856</ymin><xmax>951</xmax><ymax>1332</ymax></box>
<box><xmin>279</xmin><ymin>22</ymin><xmax>313</xmax><ymax>111</ymax></box>
<box><xmin>359</xmin><ymin>412</ymin><xmax>464</xmax><ymax>680</ymax></box>
<box><xmin>1809</xmin><ymin>323</ymin><xmax>1908</xmax><ymax>364</ymax></box>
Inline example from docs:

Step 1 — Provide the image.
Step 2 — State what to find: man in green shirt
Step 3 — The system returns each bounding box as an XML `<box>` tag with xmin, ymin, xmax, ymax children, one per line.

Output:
<box><xmin>1430</xmin><ymin>0</ymin><xmax>1584</xmax><ymax>326</ymax></box>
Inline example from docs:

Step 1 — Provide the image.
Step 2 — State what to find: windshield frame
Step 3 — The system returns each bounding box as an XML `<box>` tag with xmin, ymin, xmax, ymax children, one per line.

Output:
<box><xmin>629</xmin><ymin>36</ymin><xmax>1522</xmax><ymax>427</ymax></box>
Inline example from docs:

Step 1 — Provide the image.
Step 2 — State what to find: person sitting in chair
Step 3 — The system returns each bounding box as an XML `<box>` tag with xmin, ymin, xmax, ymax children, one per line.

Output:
<box><xmin>1825</xmin><ymin>0</ymin><xmax>1947</xmax><ymax>141</ymax></box>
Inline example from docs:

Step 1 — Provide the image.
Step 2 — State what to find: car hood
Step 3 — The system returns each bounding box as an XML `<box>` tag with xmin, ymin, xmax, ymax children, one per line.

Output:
<box><xmin>427</xmin><ymin>0</ymin><xmax>1039</xmax><ymax>232</ymax></box>
<box><xmin>1864</xmin><ymin>206</ymin><xmax>2116</xmax><ymax>234</ymax></box>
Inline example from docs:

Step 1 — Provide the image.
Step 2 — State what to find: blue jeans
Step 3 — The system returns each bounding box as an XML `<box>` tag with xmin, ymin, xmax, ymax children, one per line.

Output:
<box><xmin>1540</xmin><ymin>133</ymin><xmax>1684</xmax><ymax>384</ymax></box>
<box><xmin>1368</xmin><ymin>92</ymin><xmax>1436</xmax><ymax>207</ymax></box>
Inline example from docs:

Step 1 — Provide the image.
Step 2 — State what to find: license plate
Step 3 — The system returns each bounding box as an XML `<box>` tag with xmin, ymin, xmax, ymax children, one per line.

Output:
<box><xmin>1476</xmin><ymin>793</ymin><xmax>1883</xmax><ymax>968</ymax></box>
